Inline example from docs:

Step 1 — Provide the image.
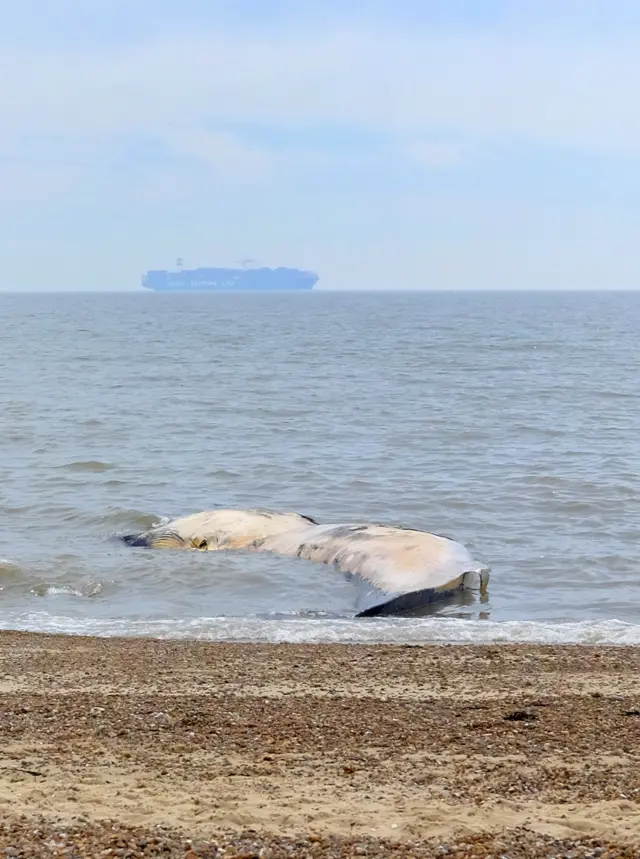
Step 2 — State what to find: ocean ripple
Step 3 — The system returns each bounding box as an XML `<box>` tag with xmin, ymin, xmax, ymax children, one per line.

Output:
<box><xmin>1</xmin><ymin>290</ymin><xmax>639</xmax><ymax>640</ymax></box>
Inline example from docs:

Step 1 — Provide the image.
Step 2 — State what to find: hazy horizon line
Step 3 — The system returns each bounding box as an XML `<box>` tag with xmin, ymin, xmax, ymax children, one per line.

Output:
<box><xmin>2</xmin><ymin>287</ymin><xmax>639</xmax><ymax>295</ymax></box>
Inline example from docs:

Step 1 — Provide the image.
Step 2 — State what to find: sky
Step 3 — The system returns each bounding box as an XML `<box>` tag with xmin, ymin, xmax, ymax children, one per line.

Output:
<box><xmin>2</xmin><ymin>0</ymin><xmax>640</xmax><ymax>291</ymax></box>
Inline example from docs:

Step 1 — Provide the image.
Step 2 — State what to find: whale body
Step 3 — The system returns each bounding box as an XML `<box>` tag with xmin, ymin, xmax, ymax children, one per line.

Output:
<box><xmin>121</xmin><ymin>507</ymin><xmax>489</xmax><ymax>616</ymax></box>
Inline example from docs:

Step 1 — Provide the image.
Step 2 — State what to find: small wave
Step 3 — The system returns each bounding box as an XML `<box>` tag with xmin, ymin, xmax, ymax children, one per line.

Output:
<box><xmin>1</xmin><ymin>503</ymin><xmax>82</xmax><ymax>518</ymax></box>
<box><xmin>0</xmin><ymin>560</ymin><xmax>25</xmax><ymax>580</ymax></box>
<box><xmin>100</xmin><ymin>509</ymin><xmax>168</xmax><ymax>531</ymax></box>
<box><xmin>0</xmin><ymin>614</ymin><xmax>638</xmax><ymax>645</ymax></box>
<box><xmin>30</xmin><ymin>582</ymin><xmax>104</xmax><ymax>598</ymax></box>
<box><xmin>57</xmin><ymin>460</ymin><xmax>115</xmax><ymax>473</ymax></box>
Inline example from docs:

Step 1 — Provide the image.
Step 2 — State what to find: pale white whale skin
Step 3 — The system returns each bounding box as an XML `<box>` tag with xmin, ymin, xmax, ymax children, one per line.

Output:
<box><xmin>122</xmin><ymin>508</ymin><xmax>316</xmax><ymax>551</ymax></box>
<box><xmin>121</xmin><ymin>508</ymin><xmax>489</xmax><ymax>616</ymax></box>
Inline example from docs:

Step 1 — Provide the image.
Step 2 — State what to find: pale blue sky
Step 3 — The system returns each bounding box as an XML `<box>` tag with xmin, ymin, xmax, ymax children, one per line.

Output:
<box><xmin>2</xmin><ymin>0</ymin><xmax>640</xmax><ymax>290</ymax></box>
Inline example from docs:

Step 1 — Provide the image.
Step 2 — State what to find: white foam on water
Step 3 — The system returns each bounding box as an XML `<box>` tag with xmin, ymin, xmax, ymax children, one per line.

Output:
<box><xmin>32</xmin><ymin>586</ymin><xmax>85</xmax><ymax>597</ymax></box>
<box><xmin>1</xmin><ymin>612</ymin><xmax>639</xmax><ymax>645</ymax></box>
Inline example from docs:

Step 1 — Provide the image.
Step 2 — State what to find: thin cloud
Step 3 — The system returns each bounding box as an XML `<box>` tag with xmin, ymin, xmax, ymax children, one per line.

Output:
<box><xmin>1</xmin><ymin>2</ymin><xmax>640</xmax><ymax>290</ymax></box>
<box><xmin>3</xmin><ymin>25</ymin><xmax>640</xmax><ymax>157</ymax></box>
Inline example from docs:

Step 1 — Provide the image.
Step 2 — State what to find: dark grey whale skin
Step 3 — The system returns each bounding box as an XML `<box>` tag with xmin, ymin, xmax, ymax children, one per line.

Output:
<box><xmin>356</xmin><ymin>588</ymin><xmax>447</xmax><ymax>617</ymax></box>
<box><xmin>352</xmin><ymin>577</ymin><xmax>472</xmax><ymax>617</ymax></box>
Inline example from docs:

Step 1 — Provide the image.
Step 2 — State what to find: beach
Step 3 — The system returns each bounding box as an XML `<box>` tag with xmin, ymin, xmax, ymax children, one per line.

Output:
<box><xmin>0</xmin><ymin>632</ymin><xmax>638</xmax><ymax>857</ymax></box>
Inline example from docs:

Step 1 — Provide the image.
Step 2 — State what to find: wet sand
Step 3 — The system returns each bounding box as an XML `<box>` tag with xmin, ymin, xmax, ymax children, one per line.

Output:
<box><xmin>0</xmin><ymin>632</ymin><xmax>639</xmax><ymax>857</ymax></box>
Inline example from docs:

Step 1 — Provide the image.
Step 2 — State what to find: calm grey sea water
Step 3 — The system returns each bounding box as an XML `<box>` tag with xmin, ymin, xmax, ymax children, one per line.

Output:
<box><xmin>1</xmin><ymin>290</ymin><xmax>639</xmax><ymax>644</ymax></box>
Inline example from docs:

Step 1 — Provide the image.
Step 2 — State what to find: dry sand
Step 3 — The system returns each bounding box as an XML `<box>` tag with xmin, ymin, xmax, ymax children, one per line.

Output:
<box><xmin>0</xmin><ymin>632</ymin><xmax>639</xmax><ymax>857</ymax></box>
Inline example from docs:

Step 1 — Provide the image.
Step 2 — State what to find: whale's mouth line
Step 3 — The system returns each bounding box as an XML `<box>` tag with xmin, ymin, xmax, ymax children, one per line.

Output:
<box><xmin>121</xmin><ymin>529</ymin><xmax>186</xmax><ymax>549</ymax></box>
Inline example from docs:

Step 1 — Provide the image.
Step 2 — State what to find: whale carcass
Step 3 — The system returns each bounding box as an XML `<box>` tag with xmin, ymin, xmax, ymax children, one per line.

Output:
<box><xmin>121</xmin><ymin>508</ymin><xmax>489</xmax><ymax>616</ymax></box>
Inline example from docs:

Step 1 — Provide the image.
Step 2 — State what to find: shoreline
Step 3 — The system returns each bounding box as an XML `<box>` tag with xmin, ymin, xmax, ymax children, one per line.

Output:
<box><xmin>2</xmin><ymin>615</ymin><xmax>639</xmax><ymax>648</ymax></box>
<box><xmin>0</xmin><ymin>631</ymin><xmax>639</xmax><ymax>856</ymax></box>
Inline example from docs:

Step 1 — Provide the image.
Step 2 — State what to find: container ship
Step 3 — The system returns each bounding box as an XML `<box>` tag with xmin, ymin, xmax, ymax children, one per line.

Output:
<box><xmin>141</xmin><ymin>258</ymin><xmax>318</xmax><ymax>292</ymax></box>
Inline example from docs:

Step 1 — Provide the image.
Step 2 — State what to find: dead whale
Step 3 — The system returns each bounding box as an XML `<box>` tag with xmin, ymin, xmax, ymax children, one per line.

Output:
<box><xmin>121</xmin><ymin>508</ymin><xmax>489</xmax><ymax>616</ymax></box>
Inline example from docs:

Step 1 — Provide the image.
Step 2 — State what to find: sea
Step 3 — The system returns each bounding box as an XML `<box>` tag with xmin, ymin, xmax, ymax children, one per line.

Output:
<box><xmin>1</xmin><ymin>289</ymin><xmax>639</xmax><ymax>645</ymax></box>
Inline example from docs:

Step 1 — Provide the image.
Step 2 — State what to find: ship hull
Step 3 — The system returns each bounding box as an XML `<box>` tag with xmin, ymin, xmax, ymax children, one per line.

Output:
<box><xmin>142</xmin><ymin>267</ymin><xmax>318</xmax><ymax>292</ymax></box>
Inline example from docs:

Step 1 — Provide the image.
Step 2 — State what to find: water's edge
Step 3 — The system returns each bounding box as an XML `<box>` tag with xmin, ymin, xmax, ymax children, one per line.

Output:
<box><xmin>1</xmin><ymin>614</ymin><xmax>639</xmax><ymax>645</ymax></box>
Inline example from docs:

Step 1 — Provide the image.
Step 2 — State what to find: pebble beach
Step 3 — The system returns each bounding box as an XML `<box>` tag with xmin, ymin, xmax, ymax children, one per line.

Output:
<box><xmin>0</xmin><ymin>633</ymin><xmax>639</xmax><ymax>856</ymax></box>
